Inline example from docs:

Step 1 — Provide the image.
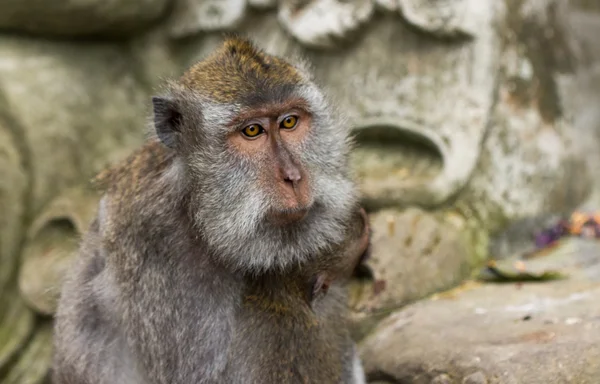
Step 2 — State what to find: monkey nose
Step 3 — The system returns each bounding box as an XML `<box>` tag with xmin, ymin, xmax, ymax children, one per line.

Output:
<box><xmin>283</xmin><ymin>167</ymin><xmax>301</xmax><ymax>184</ymax></box>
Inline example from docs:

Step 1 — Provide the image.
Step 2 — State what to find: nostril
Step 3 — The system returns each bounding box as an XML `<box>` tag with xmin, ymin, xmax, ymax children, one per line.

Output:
<box><xmin>283</xmin><ymin>167</ymin><xmax>301</xmax><ymax>184</ymax></box>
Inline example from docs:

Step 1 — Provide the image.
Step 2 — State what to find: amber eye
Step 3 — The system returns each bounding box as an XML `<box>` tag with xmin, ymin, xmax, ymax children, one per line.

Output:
<box><xmin>281</xmin><ymin>115</ymin><xmax>298</xmax><ymax>129</ymax></box>
<box><xmin>242</xmin><ymin>124</ymin><xmax>264</xmax><ymax>138</ymax></box>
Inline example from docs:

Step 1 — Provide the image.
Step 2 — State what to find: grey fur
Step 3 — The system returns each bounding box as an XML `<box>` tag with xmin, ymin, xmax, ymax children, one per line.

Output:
<box><xmin>53</xmin><ymin>38</ymin><xmax>366</xmax><ymax>384</ymax></box>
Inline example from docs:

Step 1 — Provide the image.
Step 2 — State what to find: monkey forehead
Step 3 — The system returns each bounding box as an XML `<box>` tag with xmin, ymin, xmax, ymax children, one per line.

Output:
<box><xmin>180</xmin><ymin>39</ymin><xmax>306</xmax><ymax>106</ymax></box>
<box><xmin>195</xmin><ymin>82</ymin><xmax>326</xmax><ymax>132</ymax></box>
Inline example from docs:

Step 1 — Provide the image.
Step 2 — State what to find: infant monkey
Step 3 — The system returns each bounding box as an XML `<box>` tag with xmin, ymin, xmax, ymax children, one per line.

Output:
<box><xmin>52</xmin><ymin>35</ymin><xmax>370</xmax><ymax>384</ymax></box>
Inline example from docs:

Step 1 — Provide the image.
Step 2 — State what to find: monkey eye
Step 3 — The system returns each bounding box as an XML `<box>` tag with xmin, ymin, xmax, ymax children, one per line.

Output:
<box><xmin>241</xmin><ymin>124</ymin><xmax>264</xmax><ymax>138</ymax></box>
<box><xmin>280</xmin><ymin>115</ymin><xmax>298</xmax><ymax>129</ymax></box>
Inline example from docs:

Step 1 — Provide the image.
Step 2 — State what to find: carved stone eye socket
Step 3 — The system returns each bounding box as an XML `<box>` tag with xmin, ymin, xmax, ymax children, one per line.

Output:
<box><xmin>280</xmin><ymin>115</ymin><xmax>298</xmax><ymax>129</ymax></box>
<box><xmin>242</xmin><ymin>124</ymin><xmax>264</xmax><ymax>138</ymax></box>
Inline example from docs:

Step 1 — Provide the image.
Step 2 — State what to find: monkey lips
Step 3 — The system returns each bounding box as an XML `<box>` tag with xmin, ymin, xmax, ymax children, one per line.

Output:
<box><xmin>266</xmin><ymin>205</ymin><xmax>311</xmax><ymax>226</ymax></box>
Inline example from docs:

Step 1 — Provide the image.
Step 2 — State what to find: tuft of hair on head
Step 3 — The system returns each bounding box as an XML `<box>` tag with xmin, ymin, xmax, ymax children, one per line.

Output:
<box><xmin>220</xmin><ymin>32</ymin><xmax>262</xmax><ymax>57</ymax></box>
<box><xmin>173</xmin><ymin>34</ymin><xmax>309</xmax><ymax>106</ymax></box>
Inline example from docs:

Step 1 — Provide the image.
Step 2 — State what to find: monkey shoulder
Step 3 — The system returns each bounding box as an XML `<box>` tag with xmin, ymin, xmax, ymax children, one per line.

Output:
<box><xmin>94</xmin><ymin>139</ymin><xmax>176</xmax><ymax>205</ymax></box>
<box><xmin>93</xmin><ymin>139</ymin><xmax>182</xmax><ymax>231</ymax></box>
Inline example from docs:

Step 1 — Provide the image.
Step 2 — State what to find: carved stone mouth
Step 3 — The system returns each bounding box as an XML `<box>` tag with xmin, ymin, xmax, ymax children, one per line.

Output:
<box><xmin>350</xmin><ymin>117</ymin><xmax>476</xmax><ymax>210</ymax></box>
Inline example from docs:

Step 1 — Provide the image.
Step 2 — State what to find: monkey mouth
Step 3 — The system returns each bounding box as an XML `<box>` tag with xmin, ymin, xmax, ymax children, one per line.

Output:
<box><xmin>266</xmin><ymin>206</ymin><xmax>311</xmax><ymax>226</ymax></box>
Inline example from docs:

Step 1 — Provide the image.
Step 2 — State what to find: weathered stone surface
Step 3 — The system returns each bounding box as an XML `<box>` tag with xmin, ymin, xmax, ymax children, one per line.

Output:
<box><xmin>397</xmin><ymin>0</ymin><xmax>480</xmax><ymax>39</ymax></box>
<box><xmin>167</xmin><ymin>0</ymin><xmax>485</xmax><ymax>49</ymax></box>
<box><xmin>0</xmin><ymin>291</ymin><xmax>35</xmax><ymax>374</ymax></box>
<box><xmin>347</xmin><ymin>208</ymin><xmax>486</xmax><ymax>340</ymax></box>
<box><xmin>2</xmin><ymin>322</ymin><xmax>53</xmax><ymax>384</ymax></box>
<box><xmin>360</xmin><ymin>238</ymin><xmax>600</xmax><ymax>384</ymax></box>
<box><xmin>482</xmin><ymin>238</ymin><xmax>600</xmax><ymax>283</ymax></box>
<box><xmin>350</xmin><ymin>208</ymin><xmax>481</xmax><ymax>311</ymax></box>
<box><xmin>130</xmin><ymin>27</ymin><xmax>181</xmax><ymax>90</ymax></box>
<box><xmin>0</xmin><ymin>36</ymin><xmax>148</xmax><ymax>218</ymax></box>
<box><xmin>455</xmin><ymin>0</ymin><xmax>592</xmax><ymax>234</ymax></box>
<box><xmin>568</xmin><ymin>4</ymin><xmax>600</xmax><ymax>64</ymax></box>
<box><xmin>0</xmin><ymin>0</ymin><xmax>170</xmax><ymax>38</ymax></box>
<box><xmin>0</xmin><ymin>30</ymin><xmax>154</xmax><ymax>384</ymax></box>
<box><xmin>277</xmin><ymin>0</ymin><xmax>375</xmax><ymax>49</ymax></box>
<box><xmin>564</xmin><ymin>4</ymin><xmax>600</xmax><ymax>207</ymax></box>
<box><xmin>0</xmin><ymin>108</ymin><xmax>27</xmax><ymax>292</ymax></box>
<box><xmin>19</xmin><ymin>187</ymin><xmax>99</xmax><ymax>315</ymax></box>
<box><xmin>168</xmin><ymin>0</ymin><xmax>247</xmax><ymax>38</ymax></box>
<box><xmin>570</xmin><ymin>0</ymin><xmax>600</xmax><ymax>12</ymax></box>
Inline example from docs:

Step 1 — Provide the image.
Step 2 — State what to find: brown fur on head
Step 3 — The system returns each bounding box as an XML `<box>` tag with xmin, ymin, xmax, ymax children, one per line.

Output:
<box><xmin>180</xmin><ymin>35</ymin><xmax>306</xmax><ymax>105</ymax></box>
<box><xmin>150</xmin><ymin>35</ymin><xmax>358</xmax><ymax>274</ymax></box>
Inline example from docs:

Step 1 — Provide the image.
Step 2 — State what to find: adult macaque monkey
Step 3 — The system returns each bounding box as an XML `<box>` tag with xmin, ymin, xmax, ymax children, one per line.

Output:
<box><xmin>52</xmin><ymin>35</ymin><xmax>370</xmax><ymax>384</ymax></box>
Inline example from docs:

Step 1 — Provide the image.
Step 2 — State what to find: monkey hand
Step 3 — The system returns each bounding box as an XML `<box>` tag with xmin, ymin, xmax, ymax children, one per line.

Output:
<box><xmin>308</xmin><ymin>206</ymin><xmax>371</xmax><ymax>304</ymax></box>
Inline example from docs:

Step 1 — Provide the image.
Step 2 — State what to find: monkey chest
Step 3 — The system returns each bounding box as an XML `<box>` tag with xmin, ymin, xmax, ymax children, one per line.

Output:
<box><xmin>227</xmin><ymin>293</ymin><xmax>350</xmax><ymax>384</ymax></box>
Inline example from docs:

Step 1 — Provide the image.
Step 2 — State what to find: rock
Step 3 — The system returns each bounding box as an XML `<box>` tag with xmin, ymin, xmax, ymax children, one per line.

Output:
<box><xmin>168</xmin><ymin>0</ymin><xmax>248</xmax><ymax>38</ymax></box>
<box><xmin>570</xmin><ymin>0</ymin><xmax>600</xmax><ymax>12</ymax></box>
<box><xmin>0</xmin><ymin>35</ymin><xmax>148</xmax><ymax>219</ymax></box>
<box><xmin>1</xmin><ymin>322</ymin><xmax>54</xmax><ymax>384</ymax></box>
<box><xmin>347</xmin><ymin>208</ymin><xmax>484</xmax><ymax>340</ymax></box>
<box><xmin>463</xmin><ymin>371</ymin><xmax>488</xmax><ymax>384</ymax></box>
<box><xmin>277</xmin><ymin>0</ymin><xmax>375</xmax><ymax>49</ymax></box>
<box><xmin>167</xmin><ymin>0</ymin><xmax>482</xmax><ymax>47</ymax></box>
<box><xmin>564</xmin><ymin>4</ymin><xmax>600</xmax><ymax>206</ymax></box>
<box><xmin>0</xmin><ymin>0</ymin><xmax>170</xmax><ymax>38</ymax></box>
<box><xmin>19</xmin><ymin>187</ymin><xmax>99</xmax><ymax>315</ymax></box>
<box><xmin>0</xmin><ymin>291</ymin><xmax>35</xmax><ymax>373</ymax></box>
<box><xmin>360</xmin><ymin>238</ymin><xmax>600</xmax><ymax>383</ymax></box>
<box><xmin>486</xmin><ymin>213</ymin><xmax>563</xmax><ymax>261</ymax></box>
<box><xmin>248</xmin><ymin>0</ymin><xmax>277</xmax><ymax>9</ymax></box>
<box><xmin>0</xmin><ymin>106</ymin><xmax>28</xmax><ymax>292</ymax></box>
<box><xmin>432</xmin><ymin>374</ymin><xmax>453</xmax><ymax>384</ymax></box>
<box><xmin>397</xmin><ymin>0</ymin><xmax>479</xmax><ymax>40</ymax></box>
<box><xmin>568</xmin><ymin>5</ymin><xmax>600</xmax><ymax>64</ymax></box>
<box><xmin>130</xmin><ymin>28</ymin><xmax>181</xmax><ymax>89</ymax></box>
<box><xmin>480</xmin><ymin>238</ymin><xmax>600</xmax><ymax>283</ymax></box>
<box><xmin>455</xmin><ymin>0</ymin><xmax>592</xmax><ymax>234</ymax></box>
<box><xmin>0</xmin><ymin>22</ymin><xmax>152</xmax><ymax>384</ymax></box>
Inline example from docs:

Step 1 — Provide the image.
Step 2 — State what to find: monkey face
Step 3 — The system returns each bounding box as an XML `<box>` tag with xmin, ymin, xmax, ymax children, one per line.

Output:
<box><xmin>151</xmin><ymin>37</ymin><xmax>359</xmax><ymax>272</ymax></box>
<box><xmin>227</xmin><ymin>101</ymin><xmax>314</xmax><ymax>226</ymax></box>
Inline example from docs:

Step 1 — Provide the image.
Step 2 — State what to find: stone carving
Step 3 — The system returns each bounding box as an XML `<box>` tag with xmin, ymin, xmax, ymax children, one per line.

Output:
<box><xmin>0</xmin><ymin>0</ymin><xmax>170</xmax><ymax>37</ymax></box>
<box><xmin>277</xmin><ymin>0</ymin><xmax>375</xmax><ymax>49</ymax></box>
<box><xmin>168</xmin><ymin>0</ymin><xmax>249</xmax><ymax>38</ymax></box>
<box><xmin>0</xmin><ymin>36</ymin><xmax>148</xmax><ymax>382</ymax></box>
<box><xmin>18</xmin><ymin>187</ymin><xmax>99</xmax><ymax>315</ymax></box>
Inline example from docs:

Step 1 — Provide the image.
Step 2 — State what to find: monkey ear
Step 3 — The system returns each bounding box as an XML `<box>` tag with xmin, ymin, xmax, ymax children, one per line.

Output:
<box><xmin>152</xmin><ymin>96</ymin><xmax>182</xmax><ymax>149</ymax></box>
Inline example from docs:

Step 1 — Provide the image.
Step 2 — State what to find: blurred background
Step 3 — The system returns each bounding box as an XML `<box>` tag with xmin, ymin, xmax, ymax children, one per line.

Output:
<box><xmin>1</xmin><ymin>0</ymin><xmax>600</xmax><ymax>383</ymax></box>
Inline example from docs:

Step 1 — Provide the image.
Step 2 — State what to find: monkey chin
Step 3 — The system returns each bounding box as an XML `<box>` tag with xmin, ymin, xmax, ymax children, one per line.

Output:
<box><xmin>266</xmin><ymin>206</ymin><xmax>311</xmax><ymax>226</ymax></box>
